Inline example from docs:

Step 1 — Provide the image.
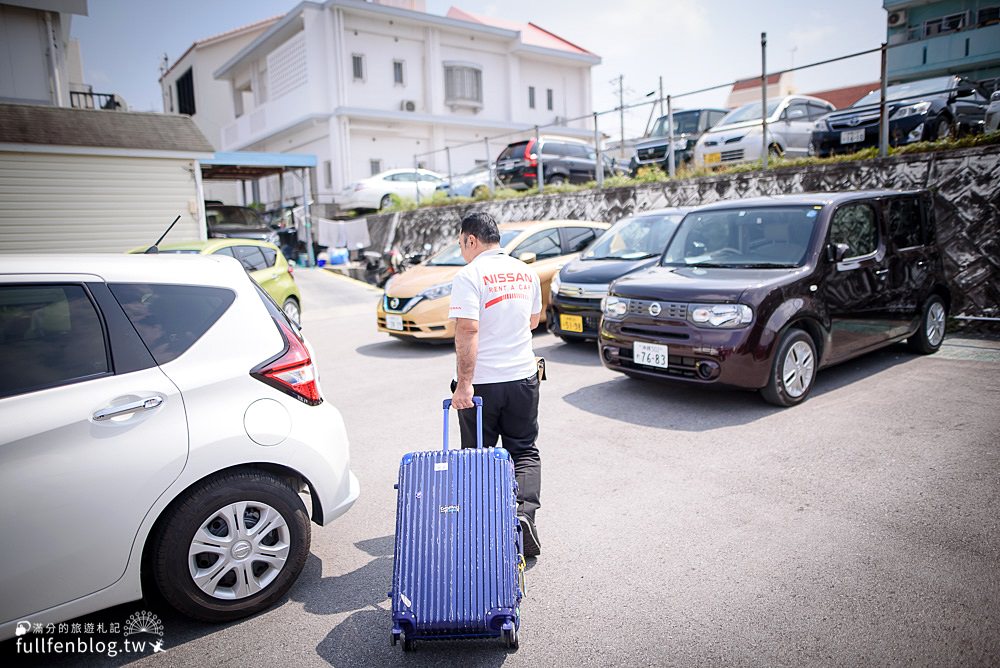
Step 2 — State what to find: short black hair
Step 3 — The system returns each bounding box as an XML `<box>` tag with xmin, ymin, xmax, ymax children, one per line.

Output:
<box><xmin>460</xmin><ymin>211</ymin><xmax>501</xmax><ymax>244</ymax></box>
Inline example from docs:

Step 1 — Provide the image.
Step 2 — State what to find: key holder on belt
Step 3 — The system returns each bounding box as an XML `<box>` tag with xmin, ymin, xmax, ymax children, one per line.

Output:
<box><xmin>441</xmin><ymin>396</ymin><xmax>483</xmax><ymax>450</ymax></box>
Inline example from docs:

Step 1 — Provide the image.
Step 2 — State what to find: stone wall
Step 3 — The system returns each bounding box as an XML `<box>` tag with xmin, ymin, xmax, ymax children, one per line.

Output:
<box><xmin>364</xmin><ymin>144</ymin><xmax>1000</xmax><ymax>317</ymax></box>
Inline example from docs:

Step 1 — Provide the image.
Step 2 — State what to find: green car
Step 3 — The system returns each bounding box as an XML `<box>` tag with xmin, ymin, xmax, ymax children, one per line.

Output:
<box><xmin>129</xmin><ymin>239</ymin><xmax>303</xmax><ymax>324</ymax></box>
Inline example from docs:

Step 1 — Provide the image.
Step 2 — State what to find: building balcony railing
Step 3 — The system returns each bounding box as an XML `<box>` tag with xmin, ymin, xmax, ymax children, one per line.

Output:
<box><xmin>70</xmin><ymin>91</ymin><xmax>122</xmax><ymax>111</ymax></box>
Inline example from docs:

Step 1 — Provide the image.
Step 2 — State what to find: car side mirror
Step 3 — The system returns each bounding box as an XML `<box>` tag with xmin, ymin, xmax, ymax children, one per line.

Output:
<box><xmin>956</xmin><ymin>84</ymin><xmax>974</xmax><ymax>97</ymax></box>
<box><xmin>518</xmin><ymin>252</ymin><xmax>537</xmax><ymax>264</ymax></box>
<box><xmin>827</xmin><ymin>242</ymin><xmax>850</xmax><ymax>263</ymax></box>
<box><xmin>787</xmin><ymin>108</ymin><xmax>806</xmax><ymax>121</ymax></box>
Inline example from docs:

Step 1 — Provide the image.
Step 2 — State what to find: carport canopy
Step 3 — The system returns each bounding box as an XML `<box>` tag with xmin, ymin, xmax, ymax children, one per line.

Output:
<box><xmin>199</xmin><ymin>151</ymin><xmax>316</xmax><ymax>180</ymax></box>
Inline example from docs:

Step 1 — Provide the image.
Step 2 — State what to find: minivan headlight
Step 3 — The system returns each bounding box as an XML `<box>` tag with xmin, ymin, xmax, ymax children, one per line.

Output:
<box><xmin>419</xmin><ymin>282</ymin><xmax>452</xmax><ymax>301</ymax></box>
<box><xmin>602</xmin><ymin>296</ymin><xmax>629</xmax><ymax>319</ymax></box>
<box><xmin>688</xmin><ymin>303</ymin><xmax>753</xmax><ymax>328</ymax></box>
<box><xmin>550</xmin><ymin>272</ymin><xmax>562</xmax><ymax>297</ymax></box>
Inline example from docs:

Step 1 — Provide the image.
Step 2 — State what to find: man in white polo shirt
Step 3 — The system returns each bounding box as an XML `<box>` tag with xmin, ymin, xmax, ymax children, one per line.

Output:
<box><xmin>449</xmin><ymin>211</ymin><xmax>543</xmax><ymax>558</ymax></box>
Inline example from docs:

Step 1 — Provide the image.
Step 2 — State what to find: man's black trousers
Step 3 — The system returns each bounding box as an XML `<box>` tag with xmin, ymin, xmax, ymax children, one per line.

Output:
<box><xmin>451</xmin><ymin>375</ymin><xmax>541</xmax><ymax>523</ymax></box>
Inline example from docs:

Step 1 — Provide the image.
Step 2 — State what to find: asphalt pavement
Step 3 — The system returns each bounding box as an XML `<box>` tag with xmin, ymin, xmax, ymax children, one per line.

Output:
<box><xmin>8</xmin><ymin>267</ymin><xmax>999</xmax><ymax>667</ymax></box>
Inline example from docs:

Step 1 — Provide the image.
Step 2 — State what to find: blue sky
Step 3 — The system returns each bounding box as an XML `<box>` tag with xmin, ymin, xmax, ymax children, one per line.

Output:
<box><xmin>71</xmin><ymin>0</ymin><xmax>888</xmax><ymax>134</ymax></box>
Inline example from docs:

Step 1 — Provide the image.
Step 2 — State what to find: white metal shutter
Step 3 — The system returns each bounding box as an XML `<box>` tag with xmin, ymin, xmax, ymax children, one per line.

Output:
<box><xmin>0</xmin><ymin>151</ymin><xmax>204</xmax><ymax>254</ymax></box>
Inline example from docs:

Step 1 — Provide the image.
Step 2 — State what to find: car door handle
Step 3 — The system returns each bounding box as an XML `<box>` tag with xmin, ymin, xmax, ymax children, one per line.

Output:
<box><xmin>874</xmin><ymin>268</ymin><xmax>890</xmax><ymax>276</ymax></box>
<box><xmin>93</xmin><ymin>396</ymin><xmax>163</xmax><ymax>421</ymax></box>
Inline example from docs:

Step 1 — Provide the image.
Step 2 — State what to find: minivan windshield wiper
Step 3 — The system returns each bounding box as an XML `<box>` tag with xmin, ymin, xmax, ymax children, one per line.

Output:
<box><xmin>587</xmin><ymin>252</ymin><xmax>658</xmax><ymax>261</ymax></box>
<box><xmin>665</xmin><ymin>262</ymin><xmax>742</xmax><ymax>268</ymax></box>
<box><xmin>738</xmin><ymin>262</ymin><xmax>799</xmax><ymax>268</ymax></box>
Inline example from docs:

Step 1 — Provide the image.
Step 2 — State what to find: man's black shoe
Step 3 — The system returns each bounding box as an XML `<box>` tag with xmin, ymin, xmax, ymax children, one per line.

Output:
<box><xmin>518</xmin><ymin>515</ymin><xmax>541</xmax><ymax>558</ymax></box>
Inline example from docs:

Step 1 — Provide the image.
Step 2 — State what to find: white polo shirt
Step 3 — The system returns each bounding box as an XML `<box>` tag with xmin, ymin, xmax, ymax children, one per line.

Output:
<box><xmin>449</xmin><ymin>248</ymin><xmax>542</xmax><ymax>384</ymax></box>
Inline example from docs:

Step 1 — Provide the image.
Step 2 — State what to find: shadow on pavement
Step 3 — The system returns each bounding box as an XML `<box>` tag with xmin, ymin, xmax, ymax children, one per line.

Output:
<box><xmin>563</xmin><ymin>344</ymin><xmax>917</xmax><ymax>431</ymax></box>
<box><xmin>317</xmin><ymin>607</ymin><xmax>514</xmax><ymax>667</ymax></box>
<box><xmin>533</xmin><ymin>340</ymin><xmax>602</xmax><ymax>367</ymax></box>
<box><xmin>355</xmin><ymin>340</ymin><xmax>453</xmax><ymax>359</ymax></box>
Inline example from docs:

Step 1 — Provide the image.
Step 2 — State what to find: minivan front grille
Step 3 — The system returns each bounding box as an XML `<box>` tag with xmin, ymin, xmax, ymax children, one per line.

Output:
<box><xmin>625</xmin><ymin>300</ymin><xmax>687</xmax><ymax>320</ymax></box>
<box><xmin>721</xmin><ymin>149</ymin><xmax>745</xmax><ymax>162</ymax></box>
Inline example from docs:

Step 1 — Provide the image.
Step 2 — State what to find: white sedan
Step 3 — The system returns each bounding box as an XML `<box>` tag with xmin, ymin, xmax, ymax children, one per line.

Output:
<box><xmin>336</xmin><ymin>168</ymin><xmax>446</xmax><ymax>211</ymax></box>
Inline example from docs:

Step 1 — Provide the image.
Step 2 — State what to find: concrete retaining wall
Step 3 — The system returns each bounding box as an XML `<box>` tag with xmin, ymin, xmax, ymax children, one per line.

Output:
<box><xmin>364</xmin><ymin>144</ymin><xmax>1000</xmax><ymax>317</ymax></box>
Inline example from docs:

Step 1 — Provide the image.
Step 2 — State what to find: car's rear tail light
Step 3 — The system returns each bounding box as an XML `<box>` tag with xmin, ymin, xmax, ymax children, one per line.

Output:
<box><xmin>524</xmin><ymin>139</ymin><xmax>537</xmax><ymax>167</ymax></box>
<box><xmin>287</xmin><ymin>263</ymin><xmax>294</xmax><ymax>277</ymax></box>
<box><xmin>251</xmin><ymin>318</ymin><xmax>322</xmax><ymax>405</ymax></box>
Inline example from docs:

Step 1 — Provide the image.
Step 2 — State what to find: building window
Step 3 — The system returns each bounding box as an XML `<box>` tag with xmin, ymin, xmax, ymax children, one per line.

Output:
<box><xmin>978</xmin><ymin>6</ymin><xmax>1000</xmax><ymax>26</ymax></box>
<box><xmin>324</xmin><ymin>160</ymin><xmax>332</xmax><ymax>188</ymax></box>
<box><xmin>444</xmin><ymin>63</ymin><xmax>483</xmax><ymax>108</ymax></box>
<box><xmin>370</xmin><ymin>159</ymin><xmax>383</xmax><ymax>176</ymax></box>
<box><xmin>177</xmin><ymin>68</ymin><xmax>195</xmax><ymax>116</ymax></box>
<box><xmin>352</xmin><ymin>54</ymin><xmax>365</xmax><ymax>81</ymax></box>
<box><xmin>924</xmin><ymin>12</ymin><xmax>967</xmax><ymax>36</ymax></box>
<box><xmin>528</xmin><ymin>86</ymin><xmax>535</xmax><ymax>109</ymax></box>
<box><xmin>393</xmin><ymin>60</ymin><xmax>405</xmax><ymax>85</ymax></box>
<box><xmin>546</xmin><ymin>88</ymin><xmax>553</xmax><ymax>111</ymax></box>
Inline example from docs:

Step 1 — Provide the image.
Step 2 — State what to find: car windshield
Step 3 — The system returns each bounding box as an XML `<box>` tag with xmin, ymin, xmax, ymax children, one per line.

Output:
<box><xmin>582</xmin><ymin>214</ymin><xmax>683</xmax><ymax>260</ymax></box>
<box><xmin>425</xmin><ymin>230</ymin><xmax>523</xmax><ymax>266</ymax></box>
<box><xmin>717</xmin><ymin>99</ymin><xmax>783</xmax><ymax>125</ymax></box>
<box><xmin>206</xmin><ymin>207</ymin><xmax>267</xmax><ymax>230</ymax></box>
<box><xmin>648</xmin><ymin>111</ymin><xmax>702</xmax><ymax>137</ymax></box>
<box><xmin>853</xmin><ymin>76</ymin><xmax>954</xmax><ymax>107</ymax></box>
<box><xmin>156</xmin><ymin>250</ymin><xmax>201</xmax><ymax>254</ymax></box>
<box><xmin>661</xmin><ymin>206</ymin><xmax>819</xmax><ymax>268</ymax></box>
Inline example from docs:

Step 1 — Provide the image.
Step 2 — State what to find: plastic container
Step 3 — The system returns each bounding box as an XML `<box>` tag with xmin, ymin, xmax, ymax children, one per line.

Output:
<box><xmin>329</xmin><ymin>248</ymin><xmax>349</xmax><ymax>265</ymax></box>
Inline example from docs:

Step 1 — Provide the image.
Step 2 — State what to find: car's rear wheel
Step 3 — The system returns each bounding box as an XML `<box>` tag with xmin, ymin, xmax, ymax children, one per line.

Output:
<box><xmin>282</xmin><ymin>297</ymin><xmax>301</xmax><ymax>326</ymax></box>
<box><xmin>547</xmin><ymin>175</ymin><xmax>566</xmax><ymax>186</ymax></box>
<box><xmin>761</xmin><ymin>329</ymin><xmax>817</xmax><ymax>407</ymax></box>
<box><xmin>379</xmin><ymin>194</ymin><xmax>393</xmax><ymax>210</ymax></box>
<box><xmin>472</xmin><ymin>185</ymin><xmax>489</xmax><ymax>198</ymax></box>
<box><xmin>907</xmin><ymin>295</ymin><xmax>947</xmax><ymax>354</ymax></box>
<box><xmin>150</xmin><ymin>470</ymin><xmax>310</xmax><ymax>622</ymax></box>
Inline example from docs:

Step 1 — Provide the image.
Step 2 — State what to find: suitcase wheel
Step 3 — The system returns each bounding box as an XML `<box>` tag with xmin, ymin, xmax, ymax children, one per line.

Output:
<box><xmin>501</xmin><ymin>621</ymin><xmax>519</xmax><ymax>650</ymax></box>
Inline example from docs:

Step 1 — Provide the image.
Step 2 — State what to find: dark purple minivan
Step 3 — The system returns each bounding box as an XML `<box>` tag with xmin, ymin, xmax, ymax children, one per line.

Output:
<box><xmin>598</xmin><ymin>190</ymin><xmax>949</xmax><ymax>406</ymax></box>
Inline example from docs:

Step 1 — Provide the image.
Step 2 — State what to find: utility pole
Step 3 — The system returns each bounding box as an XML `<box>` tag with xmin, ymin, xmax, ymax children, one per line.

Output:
<box><xmin>618</xmin><ymin>74</ymin><xmax>625</xmax><ymax>160</ymax></box>
<box><xmin>761</xmin><ymin>32</ymin><xmax>768</xmax><ymax>171</ymax></box>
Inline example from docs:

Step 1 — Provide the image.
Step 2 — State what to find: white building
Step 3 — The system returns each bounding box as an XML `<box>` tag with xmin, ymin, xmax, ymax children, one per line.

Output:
<box><xmin>726</xmin><ymin>72</ymin><xmax>796</xmax><ymax>109</ymax></box>
<box><xmin>206</xmin><ymin>0</ymin><xmax>599</xmax><ymax>209</ymax></box>
<box><xmin>0</xmin><ymin>0</ymin><xmax>88</xmax><ymax>107</ymax></box>
<box><xmin>159</xmin><ymin>15</ymin><xmax>281</xmax><ymax>150</ymax></box>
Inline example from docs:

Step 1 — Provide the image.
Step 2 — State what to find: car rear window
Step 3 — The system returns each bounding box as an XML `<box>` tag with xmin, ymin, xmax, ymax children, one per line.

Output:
<box><xmin>499</xmin><ymin>142</ymin><xmax>529</xmax><ymax>160</ymax></box>
<box><xmin>110</xmin><ymin>283</ymin><xmax>235</xmax><ymax>365</ymax></box>
<box><xmin>0</xmin><ymin>284</ymin><xmax>110</xmax><ymax>398</ymax></box>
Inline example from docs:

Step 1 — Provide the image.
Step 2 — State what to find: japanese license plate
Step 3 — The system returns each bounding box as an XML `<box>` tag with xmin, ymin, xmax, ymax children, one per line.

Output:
<box><xmin>385</xmin><ymin>314</ymin><xmax>404</xmax><ymax>331</ymax></box>
<box><xmin>633</xmin><ymin>342</ymin><xmax>669</xmax><ymax>368</ymax></box>
<box><xmin>704</xmin><ymin>152</ymin><xmax>721</xmax><ymax>165</ymax></box>
<box><xmin>840</xmin><ymin>129</ymin><xmax>865</xmax><ymax>144</ymax></box>
<box><xmin>560</xmin><ymin>313</ymin><xmax>584</xmax><ymax>333</ymax></box>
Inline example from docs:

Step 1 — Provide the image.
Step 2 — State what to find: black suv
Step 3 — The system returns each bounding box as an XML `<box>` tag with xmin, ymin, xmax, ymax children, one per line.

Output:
<box><xmin>631</xmin><ymin>108</ymin><xmax>729</xmax><ymax>174</ymax></box>
<box><xmin>811</xmin><ymin>75</ymin><xmax>989</xmax><ymax>157</ymax></box>
<box><xmin>599</xmin><ymin>191</ymin><xmax>949</xmax><ymax>406</ymax></box>
<box><xmin>496</xmin><ymin>137</ymin><xmax>623</xmax><ymax>189</ymax></box>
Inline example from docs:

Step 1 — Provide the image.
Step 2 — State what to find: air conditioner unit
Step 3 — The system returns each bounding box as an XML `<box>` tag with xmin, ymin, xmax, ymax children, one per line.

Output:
<box><xmin>887</xmin><ymin>9</ymin><xmax>907</xmax><ymax>27</ymax></box>
<box><xmin>400</xmin><ymin>100</ymin><xmax>416</xmax><ymax>112</ymax></box>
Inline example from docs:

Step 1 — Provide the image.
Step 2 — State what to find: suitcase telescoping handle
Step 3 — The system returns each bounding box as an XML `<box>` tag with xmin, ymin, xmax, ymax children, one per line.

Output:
<box><xmin>441</xmin><ymin>396</ymin><xmax>483</xmax><ymax>450</ymax></box>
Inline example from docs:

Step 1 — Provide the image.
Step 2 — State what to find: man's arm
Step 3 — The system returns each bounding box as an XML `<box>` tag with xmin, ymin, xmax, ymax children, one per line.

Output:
<box><xmin>530</xmin><ymin>312</ymin><xmax>540</xmax><ymax>330</ymax></box>
<box><xmin>452</xmin><ymin>317</ymin><xmax>479</xmax><ymax>409</ymax></box>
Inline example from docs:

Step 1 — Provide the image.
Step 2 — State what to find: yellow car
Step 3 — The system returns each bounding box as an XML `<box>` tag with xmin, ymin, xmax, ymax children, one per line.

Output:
<box><xmin>128</xmin><ymin>239</ymin><xmax>303</xmax><ymax>324</ymax></box>
<box><xmin>377</xmin><ymin>220</ymin><xmax>609</xmax><ymax>341</ymax></box>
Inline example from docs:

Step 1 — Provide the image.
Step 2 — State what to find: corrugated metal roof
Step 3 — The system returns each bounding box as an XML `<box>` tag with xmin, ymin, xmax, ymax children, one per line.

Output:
<box><xmin>0</xmin><ymin>104</ymin><xmax>214</xmax><ymax>154</ymax></box>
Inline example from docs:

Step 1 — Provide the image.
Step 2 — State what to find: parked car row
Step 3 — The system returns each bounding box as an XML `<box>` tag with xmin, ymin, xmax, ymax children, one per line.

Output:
<box><xmin>377</xmin><ymin>189</ymin><xmax>949</xmax><ymax>408</ymax></box>
<box><xmin>334</xmin><ymin>76</ymin><xmax>992</xmax><ymax>214</ymax></box>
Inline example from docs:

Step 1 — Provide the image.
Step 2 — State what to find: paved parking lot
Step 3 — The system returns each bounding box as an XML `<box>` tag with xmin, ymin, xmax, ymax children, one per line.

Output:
<box><xmin>9</xmin><ymin>267</ymin><xmax>999</xmax><ymax>667</ymax></box>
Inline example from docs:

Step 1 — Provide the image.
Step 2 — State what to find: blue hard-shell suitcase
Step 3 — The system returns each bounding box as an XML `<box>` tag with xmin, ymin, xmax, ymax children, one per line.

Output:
<box><xmin>390</xmin><ymin>397</ymin><xmax>524</xmax><ymax>651</ymax></box>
